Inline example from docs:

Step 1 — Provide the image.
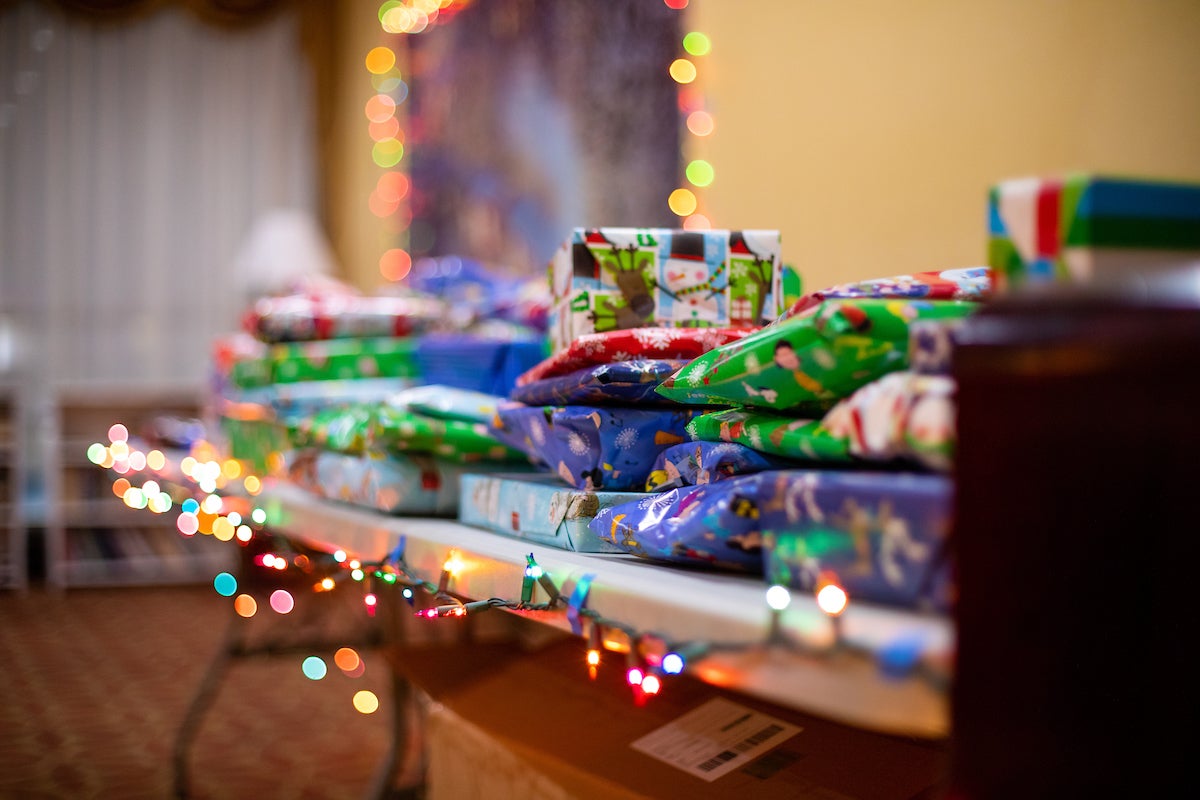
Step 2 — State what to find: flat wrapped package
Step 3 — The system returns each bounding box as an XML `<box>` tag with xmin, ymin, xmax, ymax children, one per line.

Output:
<box><xmin>515</xmin><ymin>327</ymin><xmax>750</xmax><ymax>387</ymax></box>
<box><xmin>655</xmin><ymin>298</ymin><xmax>978</xmax><ymax>415</ymax></box>
<box><xmin>591</xmin><ymin>470</ymin><xmax>954</xmax><ymax>611</ymax></box>
<box><xmin>489</xmin><ymin>402</ymin><xmax>697</xmax><ymax>491</ymax></box>
<box><xmin>782</xmin><ymin>267</ymin><xmax>991</xmax><ymax>319</ymax></box>
<box><xmin>285</xmin><ymin>449</ymin><xmax>468</xmax><ymax>516</ymax></box>
<box><xmin>459</xmin><ymin>473</ymin><xmax>650</xmax><ymax>553</ymax></box>
<box><xmin>244</xmin><ymin>290</ymin><xmax>448</xmax><ymax>343</ymax></box>
<box><xmin>510</xmin><ymin>360</ymin><xmax>688</xmax><ymax>406</ymax></box>
<box><xmin>645</xmin><ymin>440</ymin><xmax>795</xmax><ymax>492</ymax></box>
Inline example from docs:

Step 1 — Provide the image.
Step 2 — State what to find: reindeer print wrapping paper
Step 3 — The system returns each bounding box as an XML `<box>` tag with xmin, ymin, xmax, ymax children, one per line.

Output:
<box><xmin>489</xmin><ymin>402</ymin><xmax>700</xmax><ymax>491</ymax></box>
<box><xmin>547</xmin><ymin>228</ymin><xmax>801</xmax><ymax>354</ymax></box>
<box><xmin>656</xmin><ymin>298</ymin><xmax>979</xmax><ymax>415</ymax></box>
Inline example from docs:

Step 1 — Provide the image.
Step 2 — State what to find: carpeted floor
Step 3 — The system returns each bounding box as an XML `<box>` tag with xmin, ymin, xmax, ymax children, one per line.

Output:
<box><xmin>0</xmin><ymin>582</ymin><xmax>393</xmax><ymax>800</ymax></box>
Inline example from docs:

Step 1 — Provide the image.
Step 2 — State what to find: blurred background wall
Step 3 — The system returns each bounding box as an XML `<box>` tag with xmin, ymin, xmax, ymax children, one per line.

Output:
<box><xmin>3</xmin><ymin>0</ymin><xmax>1200</xmax><ymax>393</ymax></box>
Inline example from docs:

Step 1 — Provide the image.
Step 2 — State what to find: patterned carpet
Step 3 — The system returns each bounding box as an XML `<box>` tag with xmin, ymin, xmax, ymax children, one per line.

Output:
<box><xmin>0</xmin><ymin>583</ymin><xmax>393</xmax><ymax>800</ymax></box>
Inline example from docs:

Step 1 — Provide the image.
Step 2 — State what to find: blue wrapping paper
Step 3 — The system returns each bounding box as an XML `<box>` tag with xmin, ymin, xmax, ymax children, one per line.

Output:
<box><xmin>588</xmin><ymin>481</ymin><xmax>768</xmax><ymax>573</ymax></box>
<box><xmin>415</xmin><ymin>334</ymin><xmax>547</xmax><ymax>397</ymax></box>
<box><xmin>510</xmin><ymin>359</ymin><xmax>688</xmax><ymax>406</ymax></box>
<box><xmin>388</xmin><ymin>384</ymin><xmax>508</xmax><ymax>425</ymax></box>
<box><xmin>490</xmin><ymin>402</ymin><xmax>697</xmax><ymax>491</ymax></box>
<box><xmin>590</xmin><ymin>470</ymin><xmax>953</xmax><ymax>609</ymax></box>
<box><xmin>645</xmin><ymin>441</ymin><xmax>795</xmax><ymax>492</ymax></box>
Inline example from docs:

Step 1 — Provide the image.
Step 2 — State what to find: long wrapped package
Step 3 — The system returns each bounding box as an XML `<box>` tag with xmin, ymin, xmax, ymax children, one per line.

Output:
<box><xmin>268</xmin><ymin>337</ymin><xmax>420</xmax><ymax>384</ymax></box>
<box><xmin>656</xmin><ymin>298</ymin><xmax>978</xmax><ymax>414</ymax></box>
<box><xmin>414</xmin><ymin>333</ymin><xmax>547</xmax><ymax>397</ymax></box>
<box><xmin>590</xmin><ymin>470</ymin><xmax>954</xmax><ymax>610</ymax></box>
<box><xmin>244</xmin><ymin>290</ymin><xmax>449</xmax><ymax>343</ymax></box>
<box><xmin>459</xmin><ymin>473</ymin><xmax>649</xmax><ymax>553</ymax></box>
<box><xmin>687</xmin><ymin>408</ymin><xmax>851</xmax><ymax>462</ymax></box>
<box><xmin>783</xmin><ymin>267</ymin><xmax>991</xmax><ymax>319</ymax></box>
<box><xmin>286</xmin><ymin>386</ymin><xmax>527</xmax><ymax>464</ymax></box>
<box><xmin>285</xmin><ymin>449</ymin><xmax>468</xmax><ymax>516</ymax></box>
<box><xmin>645</xmin><ymin>440</ymin><xmax>795</xmax><ymax>492</ymax></box>
<box><xmin>548</xmin><ymin>228</ymin><xmax>800</xmax><ymax>353</ymax></box>
<box><xmin>821</xmin><ymin>371</ymin><xmax>957</xmax><ymax>472</ymax></box>
<box><xmin>511</xmin><ymin>360</ymin><xmax>688</xmax><ymax>406</ymax></box>
<box><xmin>489</xmin><ymin>402</ymin><xmax>697</xmax><ymax>491</ymax></box>
<box><xmin>988</xmin><ymin>173</ymin><xmax>1200</xmax><ymax>290</ymax></box>
<box><xmin>516</xmin><ymin>327</ymin><xmax>750</xmax><ymax>387</ymax></box>
<box><xmin>762</xmin><ymin>471</ymin><xmax>953</xmax><ymax>612</ymax></box>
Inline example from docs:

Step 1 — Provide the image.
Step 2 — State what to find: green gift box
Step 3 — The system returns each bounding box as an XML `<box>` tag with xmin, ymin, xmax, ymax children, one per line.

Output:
<box><xmin>268</xmin><ymin>337</ymin><xmax>421</xmax><ymax>384</ymax></box>
<box><xmin>687</xmin><ymin>408</ymin><xmax>850</xmax><ymax>462</ymax></box>
<box><xmin>657</xmin><ymin>298</ymin><xmax>978</xmax><ymax>415</ymax></box>
<box><xmin>988</xmin><ymin>173</ymin><xmax>1200</xmax><ymax>291</ymax></box>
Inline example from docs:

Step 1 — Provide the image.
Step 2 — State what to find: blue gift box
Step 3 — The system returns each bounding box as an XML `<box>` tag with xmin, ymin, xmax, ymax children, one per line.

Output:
<box><xmin>459</xmin><ymin>473</ymin><xmax>649</xmax><ymax>553</ymax></box>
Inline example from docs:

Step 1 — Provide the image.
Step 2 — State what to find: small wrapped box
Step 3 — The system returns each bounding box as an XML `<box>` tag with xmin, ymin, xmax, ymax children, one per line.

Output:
<box><xmin>988</xmin><ymin>173</ymin><xmax>1200</xmax><ymax>290</ymax></box>
<box><xmin>547</xmin><ymin>227</ymin><xmax>798</xmax><ymax>354</ymax></box>
<box><xmin>459</xmin><ymin>473</ymin><xmax>648</xmax><ymax>553</ymax></box>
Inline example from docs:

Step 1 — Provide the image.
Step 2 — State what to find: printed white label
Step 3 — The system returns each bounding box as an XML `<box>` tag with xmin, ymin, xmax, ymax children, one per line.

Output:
<box><xmin>630</xmin><ymin>697</ymin><xmax>801</xmax><ymax>782</ymax></box>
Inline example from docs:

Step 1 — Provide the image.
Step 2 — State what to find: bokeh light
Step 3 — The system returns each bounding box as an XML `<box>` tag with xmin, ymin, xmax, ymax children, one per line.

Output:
<box><xmin>86</xmin><ymin>443</ymin><xmax>107</xmax><ymax>465</ymax></box>
<box><xmin>301</xmin><ymin>656</ymin><xmax>328</xmax><ymax>680</ymax></box>
<box><xmin>765</xmin><ymin>584</ymin><xmax>791</xmax><ymax>611</ymax></box>
<box><xmin>682</xmin><ymin>213</ymin><xmax>711</xmax><ymax>231</ymax></box>
<box><xmin>112</xmin><ymin>478</ymin><xmax>131</xmax><ymax>498</ymax></box>
<box><xmin>146</xmin><ymin>449</ymin><xmax>166</xmax><ymax>471</ymax></box>
<box><xmin>234</xmin><ymin>594</ymin><xmax>257</xmax><ymax>618</ymax></box>
<box><xmin>668</xmin><ymin>188</ymin><xmax>698</xmax><ymax>216</ymax></box>
<box><xmin>380</xmin><ymin>249</ymin><xmax>412</xmax><ymax>281</ymax></box>
<box><xmin>669</xmin><ymin>58</ymin><xmax>697</xmax><ymax>84</ymax></box>
<box><xmin>269</xmin><ymin>589</ymin><xmax>295</xmax><ymax>614</ymax></box>
<box><xmin>816</xmin><ymin>583</ymin><xmax>849</xmax><ymax>616</ymax></box>
<box><xmin>683</xmin><ymin>31</ymin><xmax>711</xmax><ymax>56</ymax></box>
<box><xmin>664</xmin><ymin>0</ymin><xmax>689</xmax><ymax>10</ymax></box>
<box><xmin>213</xmin><ymin>572</ymin><xmax>237</xmax><ymax>597</ymax></box>
<box><xmin>364</xmin><ymin>94</ymin><xmax>396</xmax><ymax>124</ymax></box>
<box><xmin>176</xmin><ymin>513</ymin><xmax>199</xmax><ymax>536</ymax></box>
<box><xmin>364</xmin><ymin>46</ymin><xmax>396</xmax><ymax>75</ymax></box>
<box><xmin>685</xmin><ymin>159</ymin><xmax>715</xmax><ymax>187</ymax></box>
<box><xmin>686</xmin><ymin>110</ymin><xmax>714</xmax><ymax>137</ymax></box>
<box><xmin>353</xmin><ymin>690</ymin><xmax>379</xmax><ymax>714</ymax></box>
<box><xmin>368</xmin><ymin>117</ymin><xmax>401</xmax><ymax>143</ymax></box>
<box><xmin>244</xmin><ymin>476</ymin><xmax>262</xmax><ymax>495</ymax></box>
<box><xmin>334</xmin><ymin>647</ymin><xmax>361</xmax><ymax>673</ymax></box>
<box><xmin>372</xmin><ymin>138</ymin><xmax>405</xmax><ymax>168</ymax></box>
<box><xmin>107</xmin><ymin>423</ymin><xmax>128</xmax><ymax>443</ymax></box>
<box><xmin>377</xmin><ymin>171</ymin><xmax>410</xmax><ymax>202</ymax></box>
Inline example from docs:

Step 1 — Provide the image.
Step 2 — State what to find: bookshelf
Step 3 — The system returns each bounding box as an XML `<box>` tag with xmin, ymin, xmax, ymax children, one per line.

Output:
<box><xmin>43</xmin><ymin>383</ymin><xmax>234</xmax><ymax>589</ymax></box>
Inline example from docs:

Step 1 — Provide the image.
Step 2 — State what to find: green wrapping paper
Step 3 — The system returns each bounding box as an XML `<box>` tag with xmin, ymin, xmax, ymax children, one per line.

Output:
<box><xmin>687</xmin><ymin>408</ymin><xmax>851</xmax><ymax>462</ymax></box>
<box><xmin>287</xmin><ymin>404</ymin><xmax>374</xmax><ymax>454</ymax></box>
<box><xmin>268</xmin><ymin>337</ymin><xmax>421</xmax><ymax>384</ymax></box>
<box><xmin>656</xmin><ymin>298</ymin><xmax>978</xmax><ymax>414</ymax></box>
<box><xmin>371</xmin><ymin>404</ymin><xmax>527</xmax><ymax>464</ymax></box>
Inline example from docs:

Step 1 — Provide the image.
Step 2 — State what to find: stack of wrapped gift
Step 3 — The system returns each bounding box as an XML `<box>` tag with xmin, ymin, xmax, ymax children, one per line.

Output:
<box><xmin>211</xmin><ymin>266</ymin><xmax>547</xmax><ymax>511</ymax></box>
<box><xmin>589</xmin><ymin>267</ymin><xmax>990</xmax><ymax>605</ymax></box>
<box><xmin>461</xmin><ymin>227</ymin><xmax>799</xmax><ymax>552</ymax></box>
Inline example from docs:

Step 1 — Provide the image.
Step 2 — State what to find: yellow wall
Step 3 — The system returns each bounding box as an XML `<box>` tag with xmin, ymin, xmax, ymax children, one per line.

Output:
<box><xmin>691</xmin><ymin>0</ymin><xmax>1200</xmax><ymax>293</ymax></box>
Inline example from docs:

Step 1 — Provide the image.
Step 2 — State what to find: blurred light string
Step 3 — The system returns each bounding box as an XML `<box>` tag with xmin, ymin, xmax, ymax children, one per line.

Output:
<box><xmin>667</xmin><ymin>2</ymin><xmax>713</xmax><ymax>230</ymax></box>
<box><xmin>371</xmin><ymin>1</ymin><xmax>474</xmax><ymax>283</ymax></box>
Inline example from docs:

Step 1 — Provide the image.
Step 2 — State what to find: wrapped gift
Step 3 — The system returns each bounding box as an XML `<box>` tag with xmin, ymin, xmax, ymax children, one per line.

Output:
<box><xmin>372</xmin><ymin>403</ymin><xmax>527</xmax><ymax>464</ymax></box>
<box><xmin>244</xmin><ymin>290</ymin><xmax>449</xmax><ymax>343</ymax></box>
<box><xmin>645</xmin><ymin>441</ymin><xmax>794</xmax><ymax>492</ymax></box>
<box><xmin>547</xmin><ymin>227</ymin><xmax>797</xmax><ymax>353</ymax></box>
<box><xmin>687</xmin><ymin>408</ymin><xmax>851</xmax><ymax>462</ymax></box>
<box><xmin>285</xmin><ymin>449</ymin><xmax>468</xmax><ymax>516</ymax></box>
<box><xmin>588</xmin><ymin>480</ymin><xmax>768</xmax><ymax>573</ymax></box>
<box><xmin>393</xmin><ymin>384</ymin><xmax>509</xmax><ymax>425</ymax></box>
<box><xmin>907</xmin><ymin>318</ymin><xmax>966</xmax><ymax>376</ymax></box>
<box><xmin>511</xmin><ymin>359</ymin><xmax>688</xmax><ymax>406</ymax></box>
<box><xmin>783</xmin><ymin>267</ymin><xmax>991</xmax><ymax>319</ymax></box>
<box><xmin>490</xmin><ymin>402</ymin><xmax>697</xmax><ymax>491</ymax></box>
<box><xmin>988</xmin><ymin>173</ymin><xmax>1200</xmax><ymax>290</ymax></box>
<box><xmin>656</xmin><ymin>298</ymin><xmax>978</xmax><ymax>414</ymax></box>
<box><xmin>822</xmin><ymin>371</ymin><xmax>957</xmax><ymax>472</ymax></box>
<box><xmin>414</xmin><ymin>334</ymin><xmax>548</xmax><ymax>397</ymax></box>
<box><xmin>459</xmin><ymin>473</ymin><xmax>649</xmax><ymax>553</ymax></box>
<box><xmin>516</xmin><ymin>327</ymin><xmax>750</xmax><ymax>387</ymax></box>
<box><xmin>268</xmin><ymin>377</ymin><xmax>418</xmax><ymax>423</ymax></box>
<box><xmin>268</xmin><ymin>337</ymin><xmax>420</xmax><ymax>384</ymax></box>
<box><xmin>761</xmin><ymin>471</ymin><xmax>954</xmax><ymax>612</ymax></box>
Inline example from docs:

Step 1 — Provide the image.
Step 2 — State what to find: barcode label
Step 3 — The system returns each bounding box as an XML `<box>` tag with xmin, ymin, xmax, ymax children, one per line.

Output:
<box><xmin>631</xmin><ymin>698</ymin><xmax>800</xmax><ymax>782</ymax></box>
